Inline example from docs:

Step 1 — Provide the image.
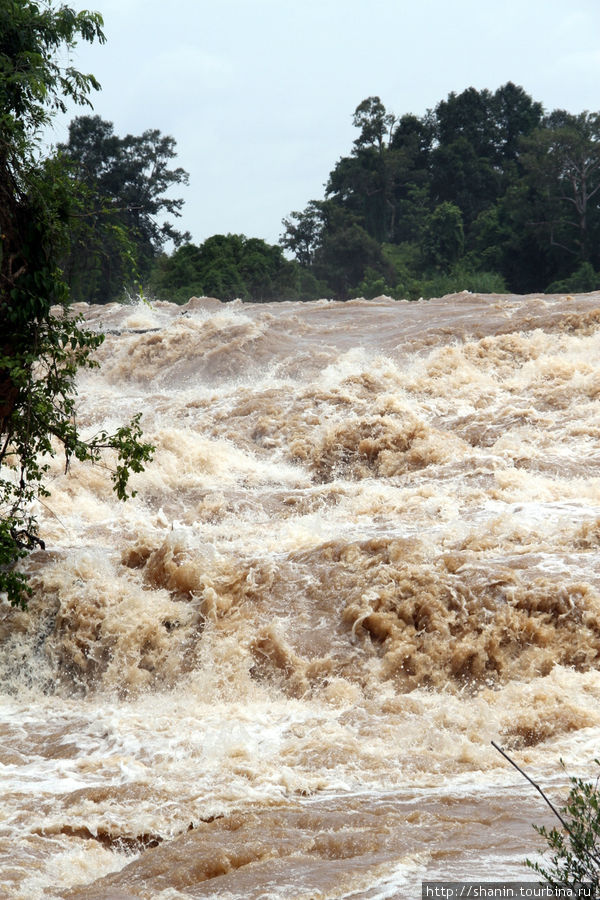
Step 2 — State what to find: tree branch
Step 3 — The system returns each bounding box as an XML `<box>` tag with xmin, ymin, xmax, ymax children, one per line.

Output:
<box><xmin>491</xmin><ymin>741</ymin><xmax>600</xmax><ymax>870</ymax></box>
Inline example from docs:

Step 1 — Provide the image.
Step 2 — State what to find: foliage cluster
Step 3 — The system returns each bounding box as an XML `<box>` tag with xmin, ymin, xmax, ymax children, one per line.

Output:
<box><xmin>58</xmin><ymin>114</ymin><xmax>190</xmax><ymax>303</ymax></box>
<box><xmin>527</xmin><ymin>765</ymin><xmax>600</xmax><ymax>894</ymax></box>
<box><xmin>149</xmin><ymin>232</ymin><xmax>323</xmax><ymax>304</ymax></box>
<box><xmin>59</xmin><ymin>82</ymin><xmax>600</xmax><ymax>305</ymax></box>
<box><xmin>280</xmin><ymin>84</ymin><xmax>600</xmax><ymax>299</ymax></box>
<box><xmin>0</xmin><ymin>0</ymin><xmax>153</xmax><ymax>607</ymax></box>
<box><xmin>494</xmin><ymin>743</ymin><xmax>600</xmax><ymax>895</ymax></box>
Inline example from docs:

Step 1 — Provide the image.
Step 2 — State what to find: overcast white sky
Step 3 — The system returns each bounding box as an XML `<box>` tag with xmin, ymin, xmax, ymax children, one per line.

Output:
<box><xmin>49</xmin><ymin>0</ymin><xmax>600</xmax><ymax>248</ymax></box>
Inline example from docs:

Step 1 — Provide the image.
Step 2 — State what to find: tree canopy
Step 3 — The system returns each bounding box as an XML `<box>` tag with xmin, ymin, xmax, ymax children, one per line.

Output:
<box><xmin>279</xmin><ymin>83</ymin><xmax>600</xmax><ymax>299</ymax></box>
<box><xmin>58</xmin><ymin>114</ymin><xmax>190</xmax><ymax>303</ymax></box>
<box><xmin>150</xmin><ymin>232</ymin><xmax>323</xmax><ymax>303</ymax></box>
<box><xmin>56</xmin><ymin>79</ymin><xmax>600</xmax><ymax>306</ymax></box>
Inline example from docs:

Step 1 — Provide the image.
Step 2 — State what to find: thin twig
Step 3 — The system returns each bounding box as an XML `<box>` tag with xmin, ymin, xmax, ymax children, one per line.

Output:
<box><xmin>492</xmin><ymin>740</ymin><xmax>600</xmax><ymax>870</ymax></box>
<box><xmin>36</xmin><ymin>497</ymin><xmax>70</xmax><ymax>536</ymax></box>
<box><xmin>491</xmin><ymin>740</ymin><xmax>570</xmax><ymax>830</ymax></box>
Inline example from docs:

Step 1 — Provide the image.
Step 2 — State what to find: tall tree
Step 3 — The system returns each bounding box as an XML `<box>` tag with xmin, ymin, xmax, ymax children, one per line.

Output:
<box><xmin>422</xmin><ymin>201</ymin><xmax>465</xmax><ymax>269</ymax></box>
<box><xmin>435</xmin><ymin>87</ymin><xmax>499</xmax><ymax>160</ymax></box>
<box><xmin>491</xmin><ymin>81</ymin><xmax>543</xmax><ymax>164</ymax></box>
<box><xmin>431</xmin><ymin>84</ymin><xmax>543</xmax><ymax>232</ymax></box>
<box><xmin>280</xmin><ymin>85</ymin><xmax>600</xmax><ymax>297</ymax></box>
<box><xmin>312</xmin><ymin>205</ymin><xmax>390</xmax><ymax>297</ymax></box>
<box><xmin>59</xmin><ymin>114</ymin><xmax>190</xmax><ymax>302</ymax></box>
<box><xmin>0</xmin><ymin>1</ymin><xmax>153</xmax><ymax>606</ymax></box>
<box><xmin>280</xmin><ymin>200</ymin><xmax>326</xmax><ymax>267</ymax></box>
<box><xmin>520</xmin><ymin>111</ymin><xmax>600</xmax><ymax>266</ymax></box>
<box><xmin>430</xmin><ymin>136</ymin><xmax>500</xmax><ymax>230</ymax></box>
<box><xmin>326</xmin><ymin>97</ymin><xmax>405</xmax><ymax>244</ymax></box>
<box><xmin>352</xmin><ymin>96</ymin><xmax>396</xmax><ymax>154</ymax></box>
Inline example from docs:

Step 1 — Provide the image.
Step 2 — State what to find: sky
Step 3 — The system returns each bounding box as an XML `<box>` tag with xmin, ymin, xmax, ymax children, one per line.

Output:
<box><xmin>48</xmin><ymin>0</ymin><xmax>600</xmax><ymax>249</ymax></box>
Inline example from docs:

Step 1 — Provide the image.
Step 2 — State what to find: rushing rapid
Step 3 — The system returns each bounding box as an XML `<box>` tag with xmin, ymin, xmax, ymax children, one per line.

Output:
<box><xmin>2</xmin><ymin>291</ymin><xmax>600</xmax><ymax>898</ymax></box>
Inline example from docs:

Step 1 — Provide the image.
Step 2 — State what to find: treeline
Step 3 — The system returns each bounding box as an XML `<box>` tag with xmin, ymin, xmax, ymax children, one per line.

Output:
<box><xmin>54</xmin><ymin>115</ymin><xmax>319</xmax><ymax>304</ymax></box>
<box><xmin>59</xmin><ymin>83</ymin><xmax>600</xmax><ymax>304</ymax></box>
<box><xmin>149</xmin><ymin>234</ymin><xmax>321</xmax><ymax>303</ymax></box>
<box><xmin>280</xmin><ymin>83</ymin><xmax>600</xmax><ymax>299</ymax></box>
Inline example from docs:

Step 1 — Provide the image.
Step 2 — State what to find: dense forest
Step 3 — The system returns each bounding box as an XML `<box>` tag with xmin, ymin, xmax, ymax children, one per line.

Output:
<box><xmin>60</xmin><ymin>82</ymin><xmax>600</xmax><ymax>303</ymax></box>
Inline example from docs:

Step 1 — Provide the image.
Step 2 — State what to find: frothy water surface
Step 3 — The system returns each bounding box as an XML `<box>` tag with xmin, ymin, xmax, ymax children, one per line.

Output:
<box><xmin>3</xmin><ymin>292</ymin><xmax>600</xmax><ymax>898</ymax></box>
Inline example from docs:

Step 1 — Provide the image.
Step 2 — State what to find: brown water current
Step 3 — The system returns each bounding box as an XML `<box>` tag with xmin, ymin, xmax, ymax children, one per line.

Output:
<box><xmin>2</xmin><ymin>291</ymin><xmax>600</xmax><ymax>898</ymax></box>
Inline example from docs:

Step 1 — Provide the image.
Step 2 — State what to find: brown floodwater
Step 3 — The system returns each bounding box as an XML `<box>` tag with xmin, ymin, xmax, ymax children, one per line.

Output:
<box><xmin>2</xmin><ymin>290</ymin><xmax>600</xmax><ymax>898</ymax></box>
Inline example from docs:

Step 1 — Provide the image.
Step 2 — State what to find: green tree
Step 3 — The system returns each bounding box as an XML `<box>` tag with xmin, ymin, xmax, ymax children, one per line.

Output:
<box><xmin>527</xmin><ymin>767</ymin><xmax>600</xmax><ymax>894</ymax></box>
<box><xmin>491</xmin><ymin>81</ymin><xmax>543</xmax><ymax>164</ymax></box>
<box><xmin>352</xmin><ymin>95</ymin><xmax>395</xmax><ymax>154</ymax></box>
<box><xmin>280</xmin><ymin>200</ymin><xmax>325</xmax><ymax>267</ymax></box>
<box><xmin>388</xmin><ymin>114</ymin><xmax>433</xmax><ymax>244</ymax></box>
<box><xmin>546</xmin><ymin>260</ymin><xmax>600</xmax><ymax>293</ymax></box>
<box><xmin>520</xmin><ymin>111</ymin><xmax>600</xmax><ymax>266</ymax></box>
<box><xmin>422</xmin><ymin>201</ymin><xmax>465</xmax><ymax>269</ymax></box>
<box><xmin>151</xmin><ymin>233</ymin><xmax>313</xmax><ymax>303</ymax></box>
<box><xmin>327</xmin><ymin>98</ymin><xmax>410</xmax><ymax>244</ymax></box>
<box><xmin>429</xmin><ymin>84</ymin><xmax>543</xmax><ymax>254</ymax></box>
<box><xmin>435</xmin><ymin>87</ymin><xmax>499</xmax><ymax>157</ymax></box>
<box><xmin>313</xmin><ymin>213</ymin><xmax>390</xmax><ymax>297</ymax></box>
<box><xmin>281</xmin><ymin>86</ymin><xmax>600</xmax><ymax>297</ymax></box>
<box><xmin>493</xmin><ymin>181</ymin><xmax>560</xmax><ymax>292</ymax></box>
<box><xmin>0</xmin><ymin>1</ymin><xmax>154</xmax><ymax>607</ymax></box>
<box><xmin>430</xmin><ymin>136</ymin><xmax>500</xmax><ymax>230</ymax></box>
<box><xmin>59</xmin><ymin>114</ymin><xmax>190</xmax><ymax>303</ymax></box>
<box><xmin>434</xmin><ymin>83</ymin><xmax>542</xmax><ymax>171</ymax></box>
<box><xmin>493</xmin><ymin>742</ymin><xmax>600</xmax><ymax>896</ymax></box>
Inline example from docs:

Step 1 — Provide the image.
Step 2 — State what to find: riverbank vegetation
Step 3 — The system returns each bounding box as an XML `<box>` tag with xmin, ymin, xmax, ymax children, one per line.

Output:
<box><xmin>149</xmin><ymin>83</ymin><xmax>600</xmax><ymax>303</ymax></box>
<box><xmin>278</xmin><ymin>86</ymin><xmax>600</xmax><ymax>300</ymax></box>
<box><xmin>44</xmin><ymin>82</ymin><xmax>600</xmax><ymax>304</ymax></box>
<box><xmin>494</xmin><ymin>743</ymin><xmax>600</xmax><ymax>893</ymax></box>
<box><xmin>57</xmin><ymin>113</ymin><xmax>191</xmax><ymax>304</ymax></box>
<box><xmin>0</xmin><ymin>0</ymin><xmax>153</xmax><ymax>607</ymax></box>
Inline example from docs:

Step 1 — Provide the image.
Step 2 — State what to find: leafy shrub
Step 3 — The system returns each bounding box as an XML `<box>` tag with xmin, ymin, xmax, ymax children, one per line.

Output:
<box><xmin>494</xmin><ymin>741</ymin><xmax>600</xmax><ymax>894</ymax></box>
<box><xmin>546</xmin><ymin>261</ymin><xmax>600</xmax><ymax>294</ymax></box>
<box><xmin>527</xmin><ymin>764</ymin><xmax>600</xmax><ymax>894</ymax></box>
